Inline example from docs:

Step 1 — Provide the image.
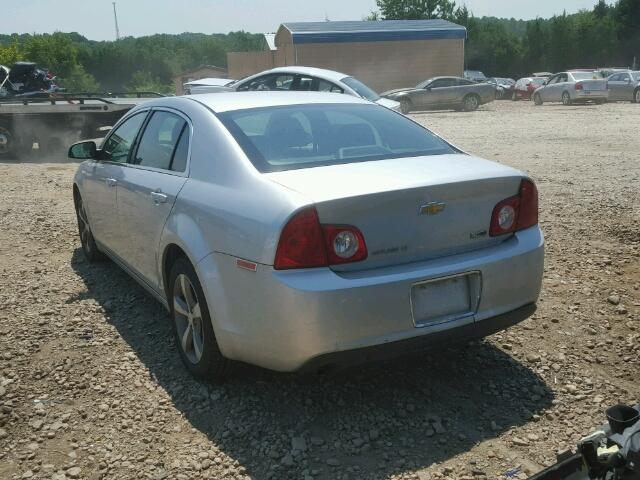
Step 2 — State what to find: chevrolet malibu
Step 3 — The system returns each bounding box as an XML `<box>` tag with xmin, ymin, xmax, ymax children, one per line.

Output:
<box><xmin>70</xmin><ymin>92</ymin><xmax>544</xmax><ymax>379</ymax></box>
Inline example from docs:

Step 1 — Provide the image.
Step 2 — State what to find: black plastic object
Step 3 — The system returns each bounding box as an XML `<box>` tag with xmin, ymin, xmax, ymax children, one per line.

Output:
<box><xmin>606</xmin><ymin>404</ymin><xmax>640</xmax><ymax>434</ymax></box>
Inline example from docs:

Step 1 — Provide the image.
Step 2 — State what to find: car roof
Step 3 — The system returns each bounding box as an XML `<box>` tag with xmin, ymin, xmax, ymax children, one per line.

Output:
<box><xmin>257</xmin><ymin>66</ymin><xmax>350</xmax><ymax>82</ymax></box>
<box><xmin>187</xmin><ymin>91</ymin><xmax>370</xmax><ymax>113</ymax></box>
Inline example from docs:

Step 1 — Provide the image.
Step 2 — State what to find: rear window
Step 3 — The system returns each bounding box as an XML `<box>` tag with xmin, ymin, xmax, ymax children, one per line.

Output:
<box><xmin>218</xmin><ymin>104</ymin><xmax>455</xmax><ymax>173</ymax></box>
<box><xmin>571</xmin><ymin>72</ymin><xmax>600</xmax><ymax>80</ymax></box>
<box><xmin>340</xmin><ymin>77</ymin><xmax>380</xmax><ymax>101</ymax></box>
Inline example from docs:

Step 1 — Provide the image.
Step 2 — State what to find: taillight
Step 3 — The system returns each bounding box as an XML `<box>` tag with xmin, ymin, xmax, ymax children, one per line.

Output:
<box><xmin>575</xmin><ymin>82</ymin><xmax>584</xmax><ymax>90</ymax></box>
<box><xmin>489</xmin><ymin>179</ymin><xmax>538</xmax><ymax>237</ymax></box>
<box><xmin>274</xmin><ymin>207</ymin><xmax>367</xmax><ymax>270</ymax></box>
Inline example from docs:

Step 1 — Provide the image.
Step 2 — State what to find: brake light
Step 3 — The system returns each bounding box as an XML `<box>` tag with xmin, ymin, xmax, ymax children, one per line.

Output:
<box><xmin>274</xmin><ymin>207</ymin><xmax>367</xmax><ymax>269</ymax></box>
<box><xmin>489</xmin><ymin>179</ymin><xmax>538</xmax><ymax>236</ymax></box>
<box><xmin>575</xmin><ymin>82</ymin><xmax>584</xmax><ymax>90</ymax></box>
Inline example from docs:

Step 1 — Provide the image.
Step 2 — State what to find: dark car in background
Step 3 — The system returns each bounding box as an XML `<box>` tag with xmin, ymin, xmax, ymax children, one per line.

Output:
<box><xmin>382</xmin><ymin>76</ymin><xmax>495</xmax><ymax>113</ymax></box>
<box><xmin>488</xmin><ymin>77</ymin><xmax>516</xmax><ymax>99</ymax></box>
<box><xmin>464</xmin><ymin>70</ymin><xmax>488</xmax><ymax>83</ymax></box>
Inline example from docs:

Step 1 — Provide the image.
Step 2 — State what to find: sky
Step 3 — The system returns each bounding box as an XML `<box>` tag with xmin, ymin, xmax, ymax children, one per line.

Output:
<box><xmin>1</xmin><ymin>0</ymin><xmax>608</xmax><ymax>41</ymax></box>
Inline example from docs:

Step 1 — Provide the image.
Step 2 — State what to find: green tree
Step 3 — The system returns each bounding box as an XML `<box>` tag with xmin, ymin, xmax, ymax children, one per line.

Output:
<box><xmin>375</xmin><ymin>0</ymin><xmax>458</xmax><ymax>20</ymax></box>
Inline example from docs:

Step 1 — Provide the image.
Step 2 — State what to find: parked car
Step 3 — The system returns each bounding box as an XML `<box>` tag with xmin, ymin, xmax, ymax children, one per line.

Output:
<box><xmin>382</xmin><ymin>76</ymin><xmax>496</xmax><ymax>113</ymax></box>
<box><xmin>229</xmin><ymin>66</ymin><xmax>400</xmax><ymax>112</ymax></box>
<box><xmin>183</xmin><ymin>78</ymin><xmax>235</xmax><ymax>95</ymax></box>
<box><xmin>513</xmin><ymin>77</ymin><xmax>546</xmax><ymax>100</ymax></box>
<box><xmin>532</xmin><ymin>71</ymin><xmax>609</xmax><ymax>106</ymax></box>
<box><xmin>607</xmin><ymin>70</ymin><xmax>640</xmax><ymax>103</ymax></box>
<box><xmin>69</xmin><ymin>92</ymin><xmax>543</xmax><ymax>379</ymax></box>
<box><xmin>488</xmin><ymin>77</ymin><xmax>515</xmax><ymax>99</ymax></box>
<box><xmin>464</xmin><ymin>70</ymin><xmax>487</xmax><ymax>83</ymax></box>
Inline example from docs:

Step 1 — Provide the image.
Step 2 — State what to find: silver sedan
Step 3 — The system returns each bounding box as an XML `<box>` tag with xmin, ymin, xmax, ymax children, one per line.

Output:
<box><xmin>70</xmin><ymin>92</ymin><xmax>544</xmax><ymax>379</ymax></box>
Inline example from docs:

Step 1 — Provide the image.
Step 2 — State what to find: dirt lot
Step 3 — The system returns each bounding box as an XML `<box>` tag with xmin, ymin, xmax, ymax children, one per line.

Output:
<box><xmin>0</xmin><ymin>100</ymin><xmax>638</xmax><ymax>480</ymax></box>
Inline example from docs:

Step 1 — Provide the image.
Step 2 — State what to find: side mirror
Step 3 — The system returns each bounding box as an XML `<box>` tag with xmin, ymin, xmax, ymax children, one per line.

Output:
<box><xmin>68</xmin><ymin>140</ymin><xmax>98</xmax><ymax>160</ymax></box>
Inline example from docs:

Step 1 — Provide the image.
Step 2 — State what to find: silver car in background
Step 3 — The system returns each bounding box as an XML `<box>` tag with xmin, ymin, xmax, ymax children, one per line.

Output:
<box><xmin>607</xmin><ymin>71</ymin><xmax>640</xmax><ymax>103</ymax></box>
<box><xmin>183</xmin><ymin>78</ymin><xmax>236</xmax><ymax>95</ymax></box>
<box><xmin>382</xmin><ymin>76</ymin><xmax>496</xmax><ymax>113</ymax></box>
<box><xmin>533</xmin><ymin>71</ymin><xmax>609</xmax><ymax>106</ymax></box>
<box><xmin>70</xmin><ymin>92</ymin><xmax>543</xmax><ymax>379</ymax></box>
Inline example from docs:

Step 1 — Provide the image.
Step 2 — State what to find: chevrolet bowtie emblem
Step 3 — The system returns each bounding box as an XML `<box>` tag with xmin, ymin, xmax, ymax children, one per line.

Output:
<box><xmin>419</xmin><ymin>201</ymin><xmax>446</xmax><ymax>215</ymax></box>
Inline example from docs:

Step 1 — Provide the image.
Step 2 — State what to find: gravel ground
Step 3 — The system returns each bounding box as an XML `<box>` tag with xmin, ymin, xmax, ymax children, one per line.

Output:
<box><xmin>0</xmin><ymin>100</ymin><xmax>638</xmax><ymax>480</ymax></box>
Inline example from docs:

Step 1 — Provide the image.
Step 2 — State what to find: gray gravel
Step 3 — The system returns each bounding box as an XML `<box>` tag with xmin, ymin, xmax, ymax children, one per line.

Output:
<box><xmin>0</xmin><ymin>100</ymin><xmax>638</xmax><ymax>479</ymax></box>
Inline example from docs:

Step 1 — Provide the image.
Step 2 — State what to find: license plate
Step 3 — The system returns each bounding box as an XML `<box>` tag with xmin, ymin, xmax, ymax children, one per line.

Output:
<box><xmin>410</xmin><ymin>272</ymin><xmax>481</xmax><ymax>327</ymax></box>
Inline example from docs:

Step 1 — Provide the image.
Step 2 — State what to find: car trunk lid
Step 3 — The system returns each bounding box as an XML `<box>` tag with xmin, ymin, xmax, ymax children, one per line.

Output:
<box><xmin>265</xmin><ymin>154</ymin><xmax>524</xmax><ymax>271</ymax></box>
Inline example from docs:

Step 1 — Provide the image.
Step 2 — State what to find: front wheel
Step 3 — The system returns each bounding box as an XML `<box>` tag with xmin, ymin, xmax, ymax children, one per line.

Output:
<box><xmin>462</xmin><ymin>94</ymin><xmax>480</xmax><ymax>112</ymax></box>
<box><xmin>169</xmin><ymin>257</ymin><xmax>232</xmax><ymax>381</ymax></box>
<box><xmin>533</xmin><ymin>93</ymin><xmax>543</xmax><ymax>106</ymax></box>
<box><xmin>562</xmin><ymin>92</ymin><xmax>572</xmax><ymax>106</ymax></box>
<box><xmin>74</xmin><ymin>193</ymin><xmax>104</xmax><ymax>262</ymax></box>
<box><xmin>634</xmin><ymin>89</ymin><xmax>640</xmax><ymax>103</ymax></box>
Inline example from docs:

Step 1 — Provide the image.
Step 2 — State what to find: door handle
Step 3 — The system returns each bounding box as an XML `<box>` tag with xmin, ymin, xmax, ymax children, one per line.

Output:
<box><xmin>105</xmin><ymin>178</ymin><xmax>117</xmax><ymax>187</ymax></box>
<box><xmin>151</xmin><ymin>191</ymin><xmax>168</xmax><ymax>204</ymax></box>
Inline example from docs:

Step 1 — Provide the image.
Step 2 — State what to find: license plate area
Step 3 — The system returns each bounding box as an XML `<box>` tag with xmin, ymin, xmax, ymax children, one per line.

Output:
<box><xmin>410</xmin><ymin>272</ymin><xmax>481</xmax><ymax>328</ymax></box>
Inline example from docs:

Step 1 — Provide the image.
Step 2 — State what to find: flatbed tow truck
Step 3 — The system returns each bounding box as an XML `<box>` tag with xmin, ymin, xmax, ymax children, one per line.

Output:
<box><xmin>0</xmin><ymin>92</ymin><xmax>163</xmax><ymax>160</ymax></box>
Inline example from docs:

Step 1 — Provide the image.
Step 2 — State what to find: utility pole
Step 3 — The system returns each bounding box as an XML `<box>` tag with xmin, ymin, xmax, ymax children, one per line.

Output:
<box><xmin>112</xmin><ymin>2</ymin><xmax>120</xmax><ymax>41</ymax></box>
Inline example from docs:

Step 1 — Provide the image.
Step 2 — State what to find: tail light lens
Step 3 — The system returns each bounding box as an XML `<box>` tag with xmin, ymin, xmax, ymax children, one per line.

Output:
<box><xmin>489</xmin><ymin>179</ymin><xmax>538</xmax><ymax>236</ymax></box>
<box><xmin>274</xmin><ymin>207</ymin><xmax>367</xmax><ymax>270</ymax></box>
<box><xmin>575</xmin><ymin>82</ymin><xmax>584</xmax><ymax>90</ymax></box>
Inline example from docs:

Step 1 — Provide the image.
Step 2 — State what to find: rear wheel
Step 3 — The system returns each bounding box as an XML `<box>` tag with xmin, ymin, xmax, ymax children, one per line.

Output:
<box><xmin>169</xmin><ymin>257</ymin><xmax>232</xmax><ymax>381</ymax></box>
<box><xmin>462</xmin><ymin>94</ymin><xmax>480</xmax><ymax>112</ymax></box>
<box><xmin>634</xmin><ymin>89</ymin><xmax>640</xmax><ymax>103</ymax></box>
<box><xmin>562</xmin><ymin>92</ymin><xmax>572</xmax><ymax>106</ymax></box>
<box><xmin>533</xmin><ymin>93</ymin><xmax>543</xmax><ymax>106</ymax></box>
<box><xmin>399</xmin><ymin>98</ymin><xmax>412</xmax><ymax>114</ymax></box>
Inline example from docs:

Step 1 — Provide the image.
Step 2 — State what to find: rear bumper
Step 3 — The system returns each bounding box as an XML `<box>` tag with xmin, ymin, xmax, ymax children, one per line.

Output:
<box><xmin>572</xmin><ymin>90</ymin><xmax>609</xmax><ymax>101</ymax></box>
<box><xmin>197</xmin><ymin>227</ymin><xmax>544</xmax><ymax>372</ymax></box>
<box><xmin>298</xmin><ymin>303</ymin><xmax>536</xmax><ymax>372</ymax></box>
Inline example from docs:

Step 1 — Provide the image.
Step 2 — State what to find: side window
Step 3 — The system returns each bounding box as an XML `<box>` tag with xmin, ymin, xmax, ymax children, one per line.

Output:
<box><xmin>547</xmin><ymin>75</ymin><xmax>559</xmax><ymax>85</ymax></box>
<box><xmin>609</xmin><ymin>73</ymin><xmax>621</xmax><ymax>82</ymax></box>
<box><xmin>132</xmin><ymin>111</ymin><xmax>186</xmax><ymax>171</ymax></box>
<box><xmin>297</xmin><ymin>75</ymin><xmax>314</xmax><ymax>91</ymax></box>
<box><xmin>622</xmin><ymin>73</ymin><xmax>631</xmax><ymax>82</ymax></box>
<box><xmin>317</xmin><ymin>79</ymin><xmax>344</xmax><ymax>93</ymax></box>
<box><xmin>237</xmin><ymin>75</ymin><xmax>273</xmax><ymax>91</ymax></box>
<box><xmin>428</xmin><ymin>79</ymin><xmax>447</xmax><ymax>88</ymax></box>
<box><xmin>559</xmin><ymin>74</ymin><xmax>568</xmax><ymax>83</ymax></box>
<box><xmin>170</xmin><ymin>126</ymin><xmax>190</xmax><ymax>172</ymax></box>
<box><xmin>457</xmin><ymin>79</ymin><xmax>474</xmax><ymax>86</ymax></box>
<box><xmin>273</xmin><ymin>74</ymin><xmax>295</xmax><ymax>91</ymax></box>
<box><xmin>102</xmin><ymin>112</ymin><xmax>146</xmax><ymax>163</ymax></box>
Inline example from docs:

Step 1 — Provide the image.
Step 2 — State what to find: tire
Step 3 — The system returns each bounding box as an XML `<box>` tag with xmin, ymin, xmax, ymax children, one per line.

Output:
<box><xmin>634</xmin><ymin>89</ymin><xmax>640</xmax><ymax>104</ymax></box>
<box><xmin>169</xmin><ymin>257</ymin><xmax>231</xmax><ymax>381</ymax></box>
<box><xmin>462</xmin><ymin>94</ymin><xmax>480</xmax><ymax>112</ymax></box>
<box><xmin>533</xmin><ymin>93</ymin><xmax>543</xmax><ymax>106</ymax></box>
<box><xmin>562</xmin><ymin>92</ymin><xmax>572</xmax><ymax>106</ymax></box>
<box><xmin>74</xmin><ymin>192</ymin><xmax>104</xmax><ymax>262</ymax></box>
<box><xmin>512</xmin><ymin>92</ymin><xmax>518</xmax><ymax>101</ymax></box>
<box><xmin>399</xmin><ymin>98</ymin><xmax>412</xmax><ymax>115</ymax></box>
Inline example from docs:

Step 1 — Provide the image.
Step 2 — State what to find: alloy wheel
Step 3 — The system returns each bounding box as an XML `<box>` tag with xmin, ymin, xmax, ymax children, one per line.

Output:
<box><xmin>562</xmin><ymin>92</ymin><xmax>571</xmax><ymax>106</ymax></box>
<box><xmin>464</xmin><ymin>95</ymin><xmax>479</xmax><ymax>111</ymax></box>
<box><xmin>635</xmin><ymin>90</ymin><xmax>640</xmax><ymax>103</ymax></box>
<box><xmin>173</xmin><ymin>274</ymin><xmax>205</xmax><ymax>364</ymax></box>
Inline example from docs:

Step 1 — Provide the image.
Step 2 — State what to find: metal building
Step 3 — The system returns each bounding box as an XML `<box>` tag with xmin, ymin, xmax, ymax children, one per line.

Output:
<box><xmin>227</xmin><ymin>20</ymin><xmax>466</xmax><ymax>92</ymax></box>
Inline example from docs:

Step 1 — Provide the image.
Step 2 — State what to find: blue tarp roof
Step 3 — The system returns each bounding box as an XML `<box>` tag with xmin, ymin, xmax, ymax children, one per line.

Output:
<box><xmin>281</xmin><ymin>20</ymin><xmax>467</xmax><ymax>44</ymax></box>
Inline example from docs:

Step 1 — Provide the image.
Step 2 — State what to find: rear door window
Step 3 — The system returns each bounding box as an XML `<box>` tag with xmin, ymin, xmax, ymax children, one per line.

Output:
<box><xmin>317</xmin><ymin>79</ymin><xmax>344</xmax><ymax>93</ymax></box>
<box><xmin>132</xmin><ymin>111</ymin><xmax>187</xmax><ymax>171</ymax></box>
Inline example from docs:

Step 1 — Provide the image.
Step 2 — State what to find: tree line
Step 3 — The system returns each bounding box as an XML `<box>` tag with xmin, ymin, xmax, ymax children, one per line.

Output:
<box><xmin>0</xmin><ymin>0</ymin><xmax>637</xmax><ymax>93</ymax></box>
<box><xmin>372</xmin><ymin>0</ymin><xmax>639</xmax><ymax>78</ymax></box>
<box><xmin>0</xmin><ymin>31</ymin><xmax>263</xmax><ymax>93</ymax></box>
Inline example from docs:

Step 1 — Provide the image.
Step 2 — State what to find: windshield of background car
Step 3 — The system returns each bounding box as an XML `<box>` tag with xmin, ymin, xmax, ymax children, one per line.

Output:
<box><xmin>218</xmin><ymin>104</ymin><xmax>455</xmax><ymax>172</ymax></box>
<box><xmin>340</xmin><ymin>77</ymin><xmax>380</xmax><ymax>101</ymax></box>
<box><xmin>571</xmin><ymin>72</ymin><xmax>600</xmax><ymax>80</ymax></box>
